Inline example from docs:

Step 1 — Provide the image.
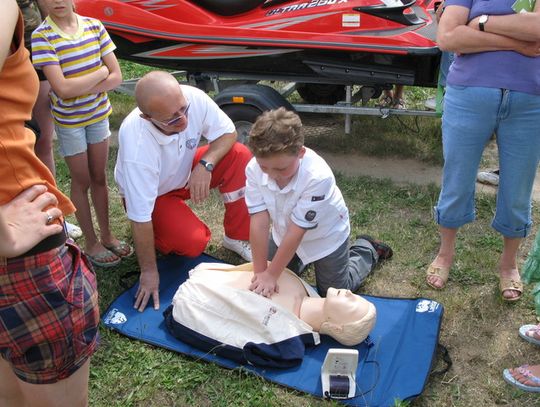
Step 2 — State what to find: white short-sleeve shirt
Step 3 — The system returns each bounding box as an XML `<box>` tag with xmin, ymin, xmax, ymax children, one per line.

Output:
<box><xmin>114</xmin><ymin>85</ymin><xmax>235</xmax><ymax>222</ymax></box>
<box><xmin>245</xmin><ymin>148</ymin><xmax>350</xmax><ymax>264</ymax></box>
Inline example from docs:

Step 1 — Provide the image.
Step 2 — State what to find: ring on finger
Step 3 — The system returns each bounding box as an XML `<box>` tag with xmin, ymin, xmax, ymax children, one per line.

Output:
<box><xmin>46</xmin><ymin>211</ymin><xmax>54</xmax><ymax>225</ymax></box>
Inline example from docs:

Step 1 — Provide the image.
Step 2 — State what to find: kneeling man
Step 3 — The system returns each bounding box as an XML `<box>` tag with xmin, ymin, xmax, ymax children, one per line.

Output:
<box><xmin>115</xmin><ymin>71</ymin><xmax>252</xmax><ymax>312</ymax></box>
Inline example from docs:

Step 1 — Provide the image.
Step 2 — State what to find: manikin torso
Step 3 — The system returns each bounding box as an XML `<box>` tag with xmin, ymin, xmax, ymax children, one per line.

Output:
<box><xmin>190</xmin><ymin>263</ymin><xmax>370</xmax><ymax>332</ymax></box>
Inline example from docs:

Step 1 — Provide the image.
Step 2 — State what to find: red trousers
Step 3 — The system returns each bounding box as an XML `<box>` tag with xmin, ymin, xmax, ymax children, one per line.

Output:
<box><xmin>152</xmin><ymin>142</ymin><xmax>251</xmax><ymax>257</ymax></box>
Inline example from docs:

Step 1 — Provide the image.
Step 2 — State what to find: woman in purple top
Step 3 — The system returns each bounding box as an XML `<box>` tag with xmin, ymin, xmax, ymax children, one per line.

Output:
<box><xmin>426</xmin><ymin>0</ymin><xmax>540</xmax><ymax>297</ymax></box>
<box><xmin>428</xmin><ymin>1</ymin><xmax>540</xmax><ymax>391</ymax></box>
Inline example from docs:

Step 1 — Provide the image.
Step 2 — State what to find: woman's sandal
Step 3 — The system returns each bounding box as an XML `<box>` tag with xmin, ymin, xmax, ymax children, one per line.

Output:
<box><xmin>426</xmin><ymin>264</ymin><xmax>450</xmax><ymax>290</ymax></box>
<box><xmin>519</xmin><ymin>324</ymin><xmax>540</xmax><ymax>346</ymax></box>
<box><xmin>503</xmin><ymin>365</ymin><xmax>540</xmax><ymax>393</ymax></box>
<box><xmin>499</xmin><ymin>277</ymin><xmax>523</xmax><ymax>302</ymax></box>
<box><xmin>104</xmin><ymin>240</ymin><xmax>134</xmax><ymax>259</ymax></box>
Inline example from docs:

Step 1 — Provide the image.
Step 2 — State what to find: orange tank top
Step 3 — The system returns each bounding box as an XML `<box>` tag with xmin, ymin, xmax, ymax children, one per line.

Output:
<box><xmin>0</xmin><ymin>12</ymin><xmax>74</xmax><ymax>215</ymax></box>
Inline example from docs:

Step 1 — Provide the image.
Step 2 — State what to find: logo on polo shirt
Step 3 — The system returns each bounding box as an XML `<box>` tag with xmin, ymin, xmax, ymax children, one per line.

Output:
<box><xmin>305</xmin><ymin>210</ymin><xmax>317</xmax><ymax>221</ymax></box>
<box><xmin>186</xmin><ymin>138</ymin><xmax>198</xmax><ymax>149</ymax></box>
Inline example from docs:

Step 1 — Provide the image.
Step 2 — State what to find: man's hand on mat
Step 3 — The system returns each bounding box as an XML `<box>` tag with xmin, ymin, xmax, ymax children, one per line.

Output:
<box><xmin>134</xmin><ymin>270</ymin><xmax>160</xmax><ymax>311</ymax></box>
<box><xmin>249</xmin><ymin>271</ymin><xmax>279</xmax><ymax>298</ymax></box>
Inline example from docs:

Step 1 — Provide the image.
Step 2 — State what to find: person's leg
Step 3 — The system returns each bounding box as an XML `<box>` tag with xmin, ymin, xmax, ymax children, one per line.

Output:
<box><xmin>152</xmin><ymin>189</ymin><xmax>210</xmax><ymax>257</ymax></box>
<box><xmin>0</xmin><ymin>243</ymin><xmax>98</xmax><ymax>406</ymax></box>
<box><xmin>33</xmin><ymin>80</ymin><xmax>55</xmax><ymax>176</ymax></box>
<box><xmin>492</xmin><ymin>90</ymin><xmax>540</xmax><ymax>299</ymax></box>
<box><xmin>64</xmin><ymin>152</ymin><xmax>110</xmax><ymax>257</ymax></box>
<box><xmin>431</xmin><ymin>85</ymin><xmax>500</xmax><ymax>288</ymax></box>
<box><xmin>85</xmin><ymin>119</ymin><xmax>131</xmax><ymax>257</ymax></box>
<box><xmin>193</xmin><ymin>143</ymin><xmax>252</xmax><ymax>241</ymax></box>
<box><xmin>427</xmin><ymin>226</ymin><xmax>458</xmax><ymax>288</ymax></box>
<box><xmin>498</xmin><ymin>237</ymin><xmax>523</xmax><ymax>300</ymax></box>
<box><xmin>379</xmin><ymin>88</ymin><xmax>394</xmax><ymax>107</ymax></box>
<box><xmin>15</xmin><ymin>359</ymin><xmax>91</xmax><ymax>407</ymax></box>
<box><xmin>56</xmin><ymin>123</ymin><xmax>117</xmax><ymax>262</ymax></box>
<box><xmin>313</xmin><ymin>238</ymin><xmax>376</xmax><ymax>296</ymax></box>
<box><xmin>0</xmin><ymin>357</ymin><xmax>25</xmax><ymax>406</ymax></box>
<box><xmin>392</xmin><ymin>85</ymin><xmax>405</xmax><ymax>109</ymax></box>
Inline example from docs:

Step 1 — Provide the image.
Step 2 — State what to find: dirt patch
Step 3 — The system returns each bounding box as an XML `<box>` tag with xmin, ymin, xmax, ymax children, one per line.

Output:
<box><xmin>110</xmin><ymin>130</ymin><xmax>540</xmax><ymax>201</ymax></box>
<box><xmin>320</xmin><ymin>148</ymin><xmax>540</xmax><ymax>202</ymax></box>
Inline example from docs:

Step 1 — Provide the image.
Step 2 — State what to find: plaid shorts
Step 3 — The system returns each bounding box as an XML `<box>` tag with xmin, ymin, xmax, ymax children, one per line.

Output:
<box><xmin>0</xmin><ymin>242</ymin><xmax>99</xmax><ymax>384</ymax></box>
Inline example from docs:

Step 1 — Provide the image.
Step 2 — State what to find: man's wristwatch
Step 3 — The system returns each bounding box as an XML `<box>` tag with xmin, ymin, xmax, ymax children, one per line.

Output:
<box><xmin>199</xmin><ymin>159</ymin><xmax>214</xmax><ymax>172</ymax></box>
<box><xmin>478</xmin><ymin>14</ymin><xmax>489</xmax><ymax>32</ymax></box>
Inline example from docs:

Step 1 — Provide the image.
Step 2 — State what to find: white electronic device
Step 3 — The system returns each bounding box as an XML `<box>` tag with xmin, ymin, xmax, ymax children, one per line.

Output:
<box><xmin>321</xmin><ymin>348</ymin><xmax>359</xmax><ymax>400</ymax></box>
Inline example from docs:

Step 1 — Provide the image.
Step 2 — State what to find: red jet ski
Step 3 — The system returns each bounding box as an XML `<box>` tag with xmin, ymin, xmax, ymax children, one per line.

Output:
<box><xmin>74</xmin><ymin>0</ymin><xmax>440</xmax><ymax>103</ymax></box>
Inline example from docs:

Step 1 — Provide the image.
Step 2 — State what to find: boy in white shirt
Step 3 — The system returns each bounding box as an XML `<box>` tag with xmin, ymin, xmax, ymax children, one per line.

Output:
<box><xmin>245</xmin><ymin>108</ymin><xmax>392</xmax><ymax>298</ymax></box>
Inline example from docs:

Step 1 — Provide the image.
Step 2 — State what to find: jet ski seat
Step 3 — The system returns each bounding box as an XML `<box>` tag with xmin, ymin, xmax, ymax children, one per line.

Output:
<box><xmin>191</xmin><ymin>0</ymin><xmax>267</xmax><ymax>16</ymax></box>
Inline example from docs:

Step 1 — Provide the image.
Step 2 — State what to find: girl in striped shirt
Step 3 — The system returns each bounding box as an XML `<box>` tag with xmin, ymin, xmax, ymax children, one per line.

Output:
<box><xmin>31</xmin><ymin>0</ymin><xmax>132</xmax><ymax>267</ymax></box>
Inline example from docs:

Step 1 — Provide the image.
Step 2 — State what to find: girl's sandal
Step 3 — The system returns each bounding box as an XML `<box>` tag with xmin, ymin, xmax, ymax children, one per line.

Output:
<box><xmin>499</xmin><ymin>277</ymin><xmax>523</xmax><ymax>302</ymax></box>
<box><xmin>426</xmin><ymin>264</ymin><xmax>450</xmax><ymax>290</ymax></box>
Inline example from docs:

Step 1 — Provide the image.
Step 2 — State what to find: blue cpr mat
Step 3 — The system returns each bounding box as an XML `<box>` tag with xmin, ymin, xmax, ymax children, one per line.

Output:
<box><xmin>102</xmin><ymin>254</ymin><xmax>444</xmax><ymax>407</ymax></box>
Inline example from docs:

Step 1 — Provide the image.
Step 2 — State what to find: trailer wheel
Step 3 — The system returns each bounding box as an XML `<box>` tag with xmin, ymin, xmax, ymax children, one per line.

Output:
<box><xmin>297</xmin><ymin>84</ymin><xmax>346</xmax><ymax>105</ymax></box>
<box><xmin>221</xmin><ymin>104</ymin><xmax>262</xmax><ymax>144</ymax></box>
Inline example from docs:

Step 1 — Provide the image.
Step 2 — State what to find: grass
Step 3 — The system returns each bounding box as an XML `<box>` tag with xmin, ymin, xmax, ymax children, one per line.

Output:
<box><xmin>55</xmin><ymin>62</ymin><xmax>540</xmax><ymax>406</ymax></box>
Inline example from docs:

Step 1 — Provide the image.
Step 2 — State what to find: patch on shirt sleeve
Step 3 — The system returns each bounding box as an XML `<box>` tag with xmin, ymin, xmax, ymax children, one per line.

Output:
<box><xmin>311</xmin><ymin>195</ymin><xmax>325</xmax><ymax>202</ymax></box>
<box><xmin>305</xmin><ymin>210</ymin><xmax>317</xmax><ymax>221</ymax></box>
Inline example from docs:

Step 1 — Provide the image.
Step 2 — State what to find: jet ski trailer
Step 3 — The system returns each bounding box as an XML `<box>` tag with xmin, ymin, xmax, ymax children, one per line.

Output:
<box><xmin>74</xmin><ymin>0</ymin><xmax>441</xmax><ymax>134</ymax></box>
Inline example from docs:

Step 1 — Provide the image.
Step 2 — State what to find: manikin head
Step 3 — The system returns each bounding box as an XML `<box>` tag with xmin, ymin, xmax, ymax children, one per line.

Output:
<box><xmin>318</xmin><ymin>288</ymin><xmax>376</xmax><ymax>346</ymax></box>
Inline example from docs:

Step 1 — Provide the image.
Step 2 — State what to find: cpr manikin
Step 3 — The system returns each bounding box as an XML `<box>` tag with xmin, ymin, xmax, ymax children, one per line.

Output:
<box><xmin>164</xmin><ymin>263</ymin><xmax>376</xmax><ymax>368</ymax></box>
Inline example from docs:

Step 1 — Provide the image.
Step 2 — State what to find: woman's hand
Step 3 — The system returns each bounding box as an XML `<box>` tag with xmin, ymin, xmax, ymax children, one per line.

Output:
<box><xmin>0</xmin><ymin>185</ymin><xmax>63</xmax><ymax>257</ymax></box>
<box><xmin>514</xmin><ymin>40</ymin><xmax>540</xmax><ymax>57</ymax></box>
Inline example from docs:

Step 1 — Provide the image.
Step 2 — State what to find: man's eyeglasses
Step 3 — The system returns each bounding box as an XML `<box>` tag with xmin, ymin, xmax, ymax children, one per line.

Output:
<box><xmin>151</xmin><ymin>103</ymin><xmax>190</xmax><ymax>127</ymax></box>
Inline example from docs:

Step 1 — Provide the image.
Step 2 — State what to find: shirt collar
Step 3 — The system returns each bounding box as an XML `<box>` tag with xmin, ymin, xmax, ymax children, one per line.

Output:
<box><xmin>139</xmin><ymin>109</ymin><xmax>180</xmax><ymax>146</ymax></box>
<box><xmin>263</xmin><ymin>160</ymin><xmax>302</xmax><ymax>193</ymax></box>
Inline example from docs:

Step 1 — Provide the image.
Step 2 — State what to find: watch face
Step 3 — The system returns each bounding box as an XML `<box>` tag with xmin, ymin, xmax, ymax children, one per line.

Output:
<box><xmin>479</xmin><ymin>15</ymin><xmax>488</xmax><ymax>23</ymax></box>
<box><xmin>206</xmin><ymin>163</ymin><xmax>214</xmax><ymax>171</ymax></box>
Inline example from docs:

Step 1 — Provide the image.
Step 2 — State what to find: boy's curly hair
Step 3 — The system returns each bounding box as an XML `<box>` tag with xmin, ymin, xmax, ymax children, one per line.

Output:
<box><xmin>247</xmin><ymin>107</ymin><xmax>304</xmax><ymax>157</ymax></box>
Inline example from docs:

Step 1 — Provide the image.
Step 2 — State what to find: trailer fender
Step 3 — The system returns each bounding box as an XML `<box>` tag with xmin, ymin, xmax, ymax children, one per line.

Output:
<box><xmin>215</xmin><ymin>84</ymin><xmax>295</xmax><ymax>144</ymax></box>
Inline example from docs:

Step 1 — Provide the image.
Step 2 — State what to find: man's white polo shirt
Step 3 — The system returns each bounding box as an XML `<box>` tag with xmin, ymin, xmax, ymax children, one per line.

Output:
<box><xmin>245</xmin><ymin>148</ymin><xmax>350</xmax><ymax>264</ymax></box>
<box><xmin>114</xmin><ymin>85</ymin><xmax>235</xmax><ymax>222</ymax></box>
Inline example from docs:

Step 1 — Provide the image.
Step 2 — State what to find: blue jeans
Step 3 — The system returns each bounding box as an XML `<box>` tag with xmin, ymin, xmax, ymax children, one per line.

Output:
<box><xmin>55</xmin><ymin>118</ymin><xmax>110</xmax><ymax>157</ymax></box>
<box><xmin>435</xmin><ymin>85</ymin><xmax>540</xmax><ymax>238</ymax></box>
<box><xmin>439</xmin><ymin>51</ymin><xmax>454</xmax><ymax>87</ymax></box>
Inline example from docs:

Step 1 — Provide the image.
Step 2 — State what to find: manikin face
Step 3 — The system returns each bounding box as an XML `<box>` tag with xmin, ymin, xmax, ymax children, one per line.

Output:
<box><xmin>256</xmin><ymin>147</ymin><xmax>305</xmax><ymax>187</ymax></box>
<box><xmin>323</xmin><ymin>288</ymin><xmax>369</xmax><ymax>325</ymax></box>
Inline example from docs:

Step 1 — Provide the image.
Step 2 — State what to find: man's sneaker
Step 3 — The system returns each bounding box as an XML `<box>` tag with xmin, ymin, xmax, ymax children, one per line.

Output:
<box><xmin>357</xmin><ymin>235</ymin><xmax>393</xmax><ymax>260</ymax></box>
<box><xmin>223</xmin><ymin>236</ymin><xmax>252</xmax><ymax>262</ymax></box>
<box><xmin>65</xmin><ymin>221</ymin><xmax>83</xmax><ymax>239</ymax></box>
